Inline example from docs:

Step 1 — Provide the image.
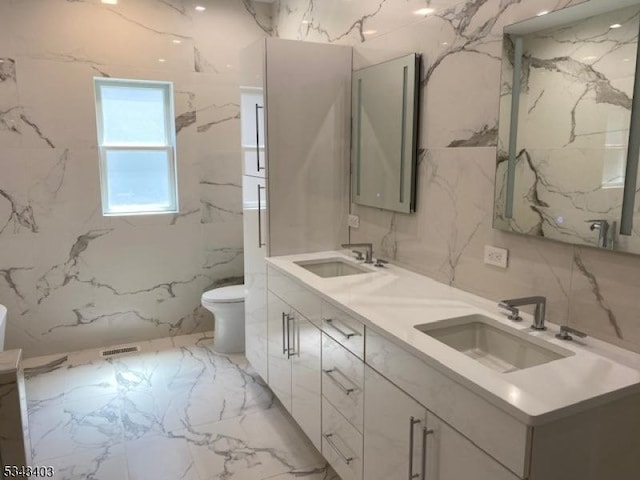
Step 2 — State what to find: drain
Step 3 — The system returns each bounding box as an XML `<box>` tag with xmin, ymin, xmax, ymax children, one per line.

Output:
<box><xmin>100</xmin><ymin>346</ymin><xmax>140</xmax><ymax>358</ymax></box>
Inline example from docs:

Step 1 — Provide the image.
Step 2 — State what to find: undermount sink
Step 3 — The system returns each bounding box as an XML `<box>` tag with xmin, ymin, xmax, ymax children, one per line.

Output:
<box><xmin>295</xmin><ymin>258</ymin><xmax>372</xmax><ymax>278</ymax></box>
<box><xmin>415</xmin><ymin>314</ymin><xmax>574</xmax><ymax>373</ymax></box>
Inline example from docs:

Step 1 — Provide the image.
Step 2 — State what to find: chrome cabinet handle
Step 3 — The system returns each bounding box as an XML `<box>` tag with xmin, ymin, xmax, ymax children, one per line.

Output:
<box><xmin>257</xmin><ymin>184</ymin><xmax>265</xmax><ymax>248</ymax></box>
<box><xmin>281</xmin><ymin>312</ymin><xmax>287</xmax><ymax>355</ymax></box>
<box><xmin>286</xmin><ymin>314</ymin><xmax>297</xmax><ymax>358</ymax></box>
<box><xmin>408</xmin><ymin>417</ymin><xmax>421</xmax><ymax>479</ymax></box>
<box><xmin>322</xmin><ymin>368</ymin><xmax>356</xmax><ymax>395</ymax></box>
<box><xmin>324</xmin><ymin>433</ymin><xmax>353</xmax><ymax>465</ymax></box>
<box><xmin>324</xmin><ymin>318</ymin><xmax>361</xmax><ymax>340</ymax></box>
<box><xmin>255</xmin><ymin>104</ymin><xmax>264</xmax><ymax>171</ymax></box>
<box><xmin>420</xmin><ymin>427</ymin><xmax>434</xmax><ymax>480</ymax></box>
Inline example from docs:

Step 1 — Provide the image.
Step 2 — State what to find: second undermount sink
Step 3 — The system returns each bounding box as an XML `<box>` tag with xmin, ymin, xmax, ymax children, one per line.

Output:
<box><xmin>295</xmin><ymin>258</ymin><xmax>373</xmax><ymax>278</ymax></box>
<box><xmin>415</xmin><ymin>314</ymin><xmax>574</xmax><ymax>373</ymax></box>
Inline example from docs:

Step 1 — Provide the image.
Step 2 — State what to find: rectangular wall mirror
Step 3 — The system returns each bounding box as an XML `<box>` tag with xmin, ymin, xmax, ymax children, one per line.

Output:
<box><xmin>494</xmin><ymin>0</ymin><xmax>640</xmax><ymax>255</ymax></box>
<box><xmin>352</xmin><ymin>53</ymin><xmax>420</xmax><ymax>214</ymax></box>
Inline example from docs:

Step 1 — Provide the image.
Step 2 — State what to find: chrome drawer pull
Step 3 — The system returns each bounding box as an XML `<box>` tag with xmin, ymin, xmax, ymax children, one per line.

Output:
<box><xmin>324</xmin><ymin>433</ymin><xmax>354</xmax><ymax>465</ymax></box>
<box><xmin>420</xmin><ymin>427</ymin><xmax>434</xmax><ymax>480</ymax></box>
<box><xmin>324</xmin><ymin>318</ymin><xmax>361</xmax><ymax>340</ymax></box>
<box><xmin>322</xmin><ymin>368</ymin><xmax>356</xmax><ymax>395</ymax></box>
<box><xmin>408</xmin><ymin>417</ymin><xmax>421</xmax><ymax>479</ymax></box>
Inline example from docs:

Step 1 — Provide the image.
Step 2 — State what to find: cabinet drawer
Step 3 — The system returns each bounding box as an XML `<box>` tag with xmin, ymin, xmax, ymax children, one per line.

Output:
<box><xmin>366</xmin><ymin>328</ymin><xmax>530</xmax><ymax>478</ymax></box>
<box><xmin>321</xmin><ymin>300</ymin><xmax>365</xmax><ymax>359</ymax></box>
<box><xmin>322</xmin><ymin>397</ymin><xmax>363</xmax><ymax>480</ymax></box>
<box><xmin>268</xmin><ymin>266</ymin><xmax>322</xmax><ymax>326</ymax></box>
<box><xmin>322</xmin><ymin>333</ymin><xmax>364</xmax><ymax>432</ymax></box>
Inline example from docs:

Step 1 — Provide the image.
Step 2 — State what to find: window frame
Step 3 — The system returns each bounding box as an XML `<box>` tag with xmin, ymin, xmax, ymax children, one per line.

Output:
<box><xmin>94</xmin><ymin>77</ymin><xmax>179</xmax><ymax>216</ymax></box>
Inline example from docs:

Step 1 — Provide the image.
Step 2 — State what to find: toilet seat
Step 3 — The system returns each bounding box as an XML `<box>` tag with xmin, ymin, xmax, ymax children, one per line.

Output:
<box><xmin>201</xmin><ymin>285</ymin><xmax>245</xmax><ymax>305</ymax></box>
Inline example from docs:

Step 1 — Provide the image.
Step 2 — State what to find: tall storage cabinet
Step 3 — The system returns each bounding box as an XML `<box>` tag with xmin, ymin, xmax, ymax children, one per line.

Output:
<box><xmin>240</xmin><ymin>39</ymin><xmax>352</xmax><ymax>384</ymax></box>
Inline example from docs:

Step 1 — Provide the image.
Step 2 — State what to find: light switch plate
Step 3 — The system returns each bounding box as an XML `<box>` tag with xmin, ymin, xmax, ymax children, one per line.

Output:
<box><xmin>484</xmin><ymin>245</ymin><xmax>508</xmax><ymax>268</ymax></box>
<box><xmin>348</xmin><ymin>214</ymin><xmax>360</xmax><ymax>228</ymax></box>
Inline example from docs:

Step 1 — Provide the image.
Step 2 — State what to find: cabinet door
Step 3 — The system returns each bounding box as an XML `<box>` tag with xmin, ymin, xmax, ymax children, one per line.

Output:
<box><xmin>244</xmin><ymin>176</ymin><xmax>268</xmax><ymax>381</ymax></box>
<box><xmin>291</xmin><ymin>316</ymin><xmax>322</xmax><ymax>451</ymax></box>
<box><xmin>267</xmin><ymin>292</ymin><xmax>292</xmax><ymax>411</ymax></box>
<box><xmin>364</xmin><ymin>366</ymin><xmax>427</xmax><ymax>480</ymax></box>
<box><xmin>426</xmin><ymin>415</ymin><xmax>520</xmax><ymax>480</ymax></box>
<box><xmin>240</xmin><ymin>39</ymin><xmax>266</xmax><ymax>178</ymax></box>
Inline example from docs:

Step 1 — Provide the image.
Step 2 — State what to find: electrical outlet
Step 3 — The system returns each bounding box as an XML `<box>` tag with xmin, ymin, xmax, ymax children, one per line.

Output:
<box><xmin>348</xmin><ymin>214</ymin><xmax>360</xmax><ymax>228</ymax></box>
<box><xmin>484</xmin><ymin>245</ymin><xmax>508</xmax><ymax>268</ymax></box>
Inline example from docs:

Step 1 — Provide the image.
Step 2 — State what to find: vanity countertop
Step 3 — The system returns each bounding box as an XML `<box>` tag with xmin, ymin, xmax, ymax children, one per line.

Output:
<box><xmin>266</xmin><ymin>251</ymin><xmax>640</xmax><ymax>426</ymax></box>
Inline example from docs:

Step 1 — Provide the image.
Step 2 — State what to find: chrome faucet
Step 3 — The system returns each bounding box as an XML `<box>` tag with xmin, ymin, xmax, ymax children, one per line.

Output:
<box><xmin>498</xmin><ymin>296</ymin><xmax>547</xmax><ymax>330</ymax></box>
<box><xmin>586</xmin><ymin>219</ymin><xmax>611</xmax><ymax>249</ymax></box>
<box><xmin>341</xmin><ymin>243</ymin><xmax>373</xmax><ymax>264</ymax></box>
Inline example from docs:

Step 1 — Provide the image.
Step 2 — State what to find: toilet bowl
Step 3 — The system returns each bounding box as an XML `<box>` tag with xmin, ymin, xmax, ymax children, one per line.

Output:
<box><xmin>201</xmin><ymin>285</ymin><xmax>246</xmax><ymax>354</ymax></box>
<box><xmin>0</xmin><ymin>304</ymin><xmax>6</xmax><ymax>352</ymax></box>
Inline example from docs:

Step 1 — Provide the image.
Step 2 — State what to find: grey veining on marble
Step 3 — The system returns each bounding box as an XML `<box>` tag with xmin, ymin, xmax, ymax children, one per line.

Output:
<box><xmin>495</xmin><ymin>5</ymin><xmax>640</xmax><ymax>253</ymax></box>
<box><xmin>25</xmin><ymin>332</ymin><xmax>335</xmax><ymax>480</ymax></box>
<box><xmin>274</xmin><ymin>0</ymin><xmax>640</xmax><ymax>354</ymax></box>
<box><xmin>0</xmin><ymin>0</ymin><xmax>272</xmax><ymax>357</ymax></box>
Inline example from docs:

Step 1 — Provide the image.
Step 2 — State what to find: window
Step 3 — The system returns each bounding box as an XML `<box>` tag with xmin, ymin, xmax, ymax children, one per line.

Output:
<box><xmin>94</xmin><ymin>78</ymin><xmax>178</xmax><ymax>215</ymax></box>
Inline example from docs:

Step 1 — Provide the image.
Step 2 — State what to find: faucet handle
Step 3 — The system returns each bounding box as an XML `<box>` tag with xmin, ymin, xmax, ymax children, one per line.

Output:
<box><xmin>374</xmin><ymin>258</ymin><xmax>388</xmax><ymax>268</ymax></box>
<box><xmin>556</xmin><ymin>325</ymin><xmax>587</xmax><ymax>341</ymax></box>
<box><xmin>352</xmin><ymin>250</ymin><xmax>364</xmax><ymax>261</ymax></box>
<box><xmin>498</xmin><ymin>302</ymin><xmax>523</xmax><ymax>322</ymax></box>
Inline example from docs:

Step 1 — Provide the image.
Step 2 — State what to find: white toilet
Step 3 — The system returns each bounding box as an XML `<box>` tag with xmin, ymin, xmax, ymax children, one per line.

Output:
<box><xmin>201</xmin><ymin>285</ymin><xmax>246</xmax><ymax>354</ymax></box>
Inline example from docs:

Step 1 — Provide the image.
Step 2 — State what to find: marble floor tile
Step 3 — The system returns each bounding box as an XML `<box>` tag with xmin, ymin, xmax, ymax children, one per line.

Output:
<box><xmin>25</xmin><ymin>332</ymin><xmax>325</xmax><ymax>480</ymax></box>
<box><xmin>126</xmin><ymin>435</ymin><xmax>199</xmax><ymax>480</ymax></box>
<box><xmin>46</xmin><ymin>446</ymin><xmax>128</xmax><ymax>480</ymax></box>
<box><xmin>182</xmin><ymin>408</ymin><xmax>324</xmax><ymax>480</ymax></box>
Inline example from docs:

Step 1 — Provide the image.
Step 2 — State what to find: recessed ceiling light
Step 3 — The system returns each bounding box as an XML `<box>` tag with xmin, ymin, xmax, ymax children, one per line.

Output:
<box><xmin>537</xmin><ymin>10</ymin><xmax>549</xmax><ymax>16</ymax></box>
<box><xmin>101</xmin><ymin>0</ymin><xmax>118</xmax><ymax>4</ymax></box>
<box><xmin>414</xmin><ymin>8</ymin><xmax>435</xmax><ymax>16</ymax></box>
<box><xmin>363</xmin><ymin>30</ymin><xmax>377</xmax><ymax>35</ymax></box>
<box><xmin>172</xmin><ymin>39</ymin><xmax>182</xmax><ymax>44</ymax></box>
<box><xmin>158</xmin><ymin>58</ymin><xmax>166</xmax><ymax>63</ymax></box>
<box><xmin>195</xmin><ymin>5</ymin><xmax>206</xmax><ymax>12</ymax></box>
<box><xmin>610</xmin><ymin>23</ymin><xmax>622</xmax><ymax>29</ymax></box>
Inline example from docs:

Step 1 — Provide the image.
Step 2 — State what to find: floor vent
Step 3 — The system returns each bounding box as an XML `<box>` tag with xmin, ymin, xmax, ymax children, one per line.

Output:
<box><xmin>101</xmin><ymin>346</ymin><xmax>140</xmax><ymax>358</ymax></box>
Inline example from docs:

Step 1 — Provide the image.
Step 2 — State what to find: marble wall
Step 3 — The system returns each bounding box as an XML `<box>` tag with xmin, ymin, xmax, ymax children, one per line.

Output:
<box><xmin>274</xmin><ymin>0</ymin><xmax>640</xmax><ymax>354</ymax></box>
<box><xmin>495</xmin><ymin>5</ymin><xmax>640</xmax><ymax>254</ymax></box>
<box><xmin>0</xmin><ymin>0</ymin><xmax>272</xmax><ymax>357</ymax></box>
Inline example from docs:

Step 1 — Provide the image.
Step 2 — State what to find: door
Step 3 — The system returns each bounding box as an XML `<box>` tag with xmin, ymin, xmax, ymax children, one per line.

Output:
<box><xmin>425</xmin><ymin>415</ymin><xmax>520</xmax><ymax>480</ymax></box>
<box><xmin>291</xmin><ymin>315</ymin><xmax>322</xmax><ymax>450</ymax></box>
<box><xmin>364</xmin><ymin>366</ymin><xmax>427</xmax><ymax>480</ymax></box>
<box><xmin>243</xmin><ymin>175</ymin><xmax>268</xmax><ymax>381</ymax></box>
<box><xmin>267</xmin><ymin>291</ymin><xmax>292</xmax><ymax>411</ymax></box>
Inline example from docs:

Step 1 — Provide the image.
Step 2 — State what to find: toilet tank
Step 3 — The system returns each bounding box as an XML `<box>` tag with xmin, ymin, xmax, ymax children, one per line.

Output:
<box><xmin>0</xmin><ymin>304</ymin><xmax>6</xmax><ymax>351</ymax></box>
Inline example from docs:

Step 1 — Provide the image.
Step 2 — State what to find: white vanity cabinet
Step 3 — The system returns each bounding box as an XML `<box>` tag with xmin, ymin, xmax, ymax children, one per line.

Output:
<box><xmin>266</xmin><ymin>290</ymin><xmax>322</xmax><ymax>449</ymax></box>
<box><xmin>364</xmin><ymin>366</ymin><xmax>427</xmax><ymax>480</ymax></box>
<box><xmin>267</xmin><ymin>292</ymin><xmax>293</xmax><ymax>410</ymax></box>
<box><xmin>364</xmin><ymin>365</ymin><xmax>519</xmax><ymax>480</ymax></box>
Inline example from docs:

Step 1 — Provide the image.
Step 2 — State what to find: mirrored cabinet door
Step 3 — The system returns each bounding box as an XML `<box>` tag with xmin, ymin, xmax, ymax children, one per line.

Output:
<box><xmin>352</xmin><ymin>53</ymin><xmax>420</xmax><ymax>214</ymax></box>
